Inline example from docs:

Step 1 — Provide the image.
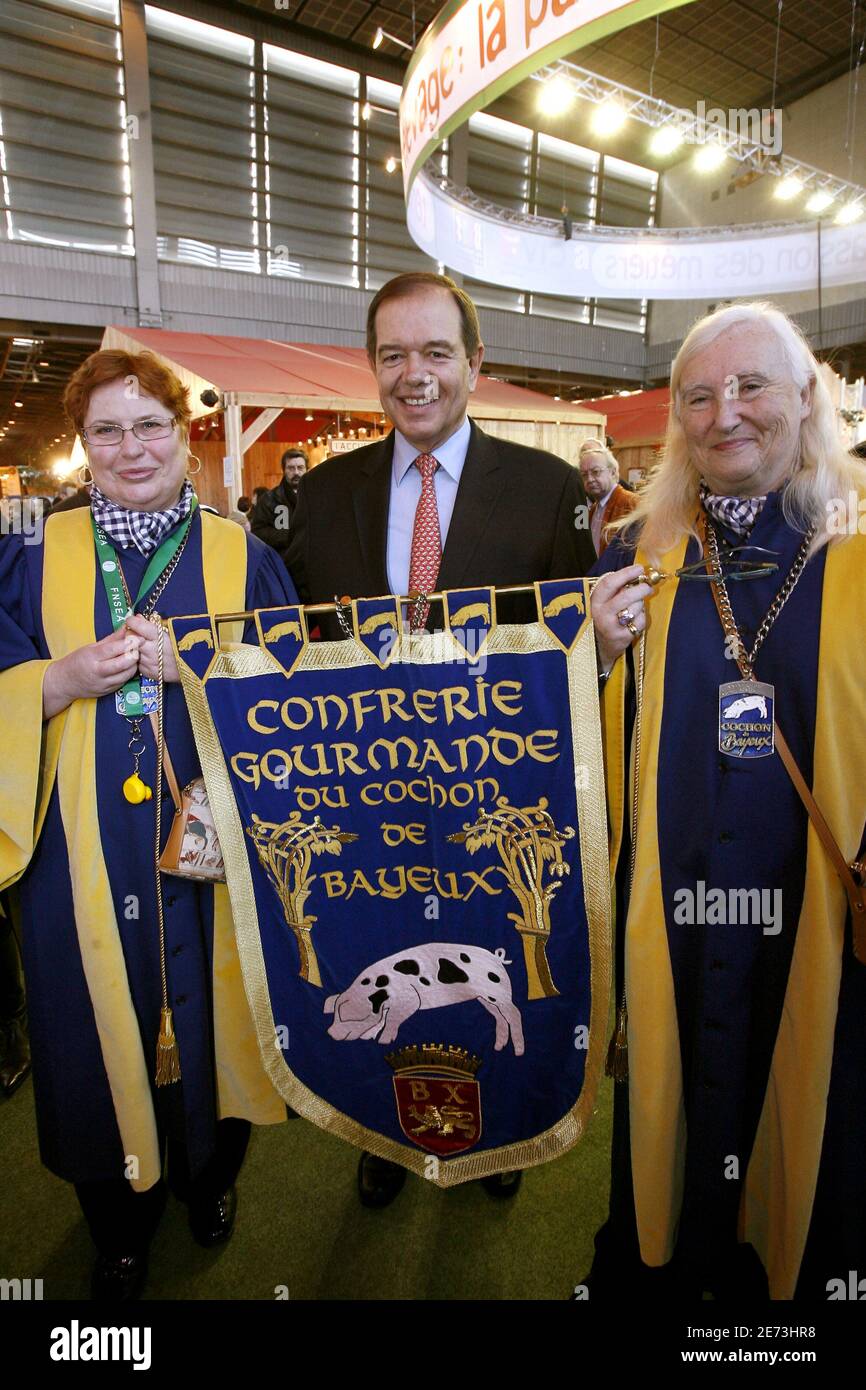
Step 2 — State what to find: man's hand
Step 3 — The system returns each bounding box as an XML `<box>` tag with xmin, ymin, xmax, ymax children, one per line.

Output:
<box><xmin>125</xmin><ymin>613</ymin><xmax>180</xmax><ymax>684</ymax></box>
<box><xmin>591</xmin><ymin>565</ymin><xmax>654</xmax><ymax>674</ymax></box>
<box><xmin>42</xmin><ymin>628</ymin><xmax>143</xmax><ymax>718</ymax></box>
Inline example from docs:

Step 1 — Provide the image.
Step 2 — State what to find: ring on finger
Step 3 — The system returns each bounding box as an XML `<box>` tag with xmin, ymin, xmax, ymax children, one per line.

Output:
<box><xmin>616</xmin><ymin>607</ymin><xmax>636</xmax><ymax>627</ymax></box>
<box><xmin>626</xmin><ymin>619</ymin><xmax>640</xmax><ymax>638</ymax></box>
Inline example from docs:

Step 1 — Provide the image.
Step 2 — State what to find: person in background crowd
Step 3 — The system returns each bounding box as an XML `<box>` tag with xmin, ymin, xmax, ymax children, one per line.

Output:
<box><xmin>0</xmin><ymin>349</ymin><xmax>297</xmax><ymax>1301</ymax></box>
<box><xmin>578</xmin><ymin>440</ymin><xmax>638</xmax><ymax>558</ymax></box>
<box><xmin>586</xmin><ymin>301</ymin><xmax>866</xmax><ymax>1301</ymax></box>
<box><xmin>50</xmin><ymin>482</ymin><xmax>91</xmax><ymax>512</ymax></box>
<box><xmin>227</xmin><ymin>493</ymin><xmax>252</xmax><ymax>532</ymax></box>
<box><xmin>250</xmin><ymin>447</ymin><xmax>308</xmax><ymax>564</ymax></box>
<box><xmin>288</xmin><ymin>270</ymin><xmax>594</xmax><ymax>1209</ymax></box>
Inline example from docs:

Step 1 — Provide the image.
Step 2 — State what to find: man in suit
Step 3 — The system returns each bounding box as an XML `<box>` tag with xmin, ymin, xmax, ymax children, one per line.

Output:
<box><xmin>288</xmin><ymin>274</ymin><xmax>592</xmax><ymax>620</ymax></box>
<box><xmin>287</xmin><ymin>271</ymin><xmax>594</xmax><ymax>1207</ymax></box>
<box><xmin>578</xmin><ymin>441</ymin><xmax>638</xmax><ymax>557</ymax></box>
<box><xmin>250</xmin><ymin>447</ymin><xmax>308</xmax><ymax>564</ymax></box>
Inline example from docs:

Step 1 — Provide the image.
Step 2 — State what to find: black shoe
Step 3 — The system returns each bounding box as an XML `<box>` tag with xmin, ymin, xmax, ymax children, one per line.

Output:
<box><xmin>0</xmin><ymin>1009</ymin><xmax>31</xmax><ymax>1097</ymax></box>
<box><xmin>357</xmin><ymin>1152</ymin><xmax>406</xmax><ymax>1209</ymax></box>
<box><xmin>188</xmin><ymin>1186</ymin><xmax>237</xmax><ymax>1248</ymax></box>
<box><xmin>91</xmin><ymin>1252</ymin><xmax>147</xmax><ymax>1302</ymax></box>
<box><xmin>479</xmin><ymin>1170</ymin><xmax>523</xmax><ymax>1199</ymax></box>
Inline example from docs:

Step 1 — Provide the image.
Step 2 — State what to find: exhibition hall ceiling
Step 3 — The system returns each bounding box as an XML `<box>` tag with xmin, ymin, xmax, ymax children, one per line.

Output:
<box><xmin>237</xmin><ymin>0</ymin><xmax>864</xmax><ymax>112</ymax></box>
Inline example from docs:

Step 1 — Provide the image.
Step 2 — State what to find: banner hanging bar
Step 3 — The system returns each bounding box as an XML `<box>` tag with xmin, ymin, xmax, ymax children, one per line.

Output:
<box><xmin>212</xmin><ymin>581</ymin><xmax>567</xmax><ymax>629</ymax></box>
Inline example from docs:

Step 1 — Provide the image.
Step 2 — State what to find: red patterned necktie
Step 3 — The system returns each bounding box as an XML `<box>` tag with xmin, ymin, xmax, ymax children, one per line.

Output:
<box><xmin>408</xmin><ymin>453</ymin><xmax>441</xmax><ymax>630</ymax></box>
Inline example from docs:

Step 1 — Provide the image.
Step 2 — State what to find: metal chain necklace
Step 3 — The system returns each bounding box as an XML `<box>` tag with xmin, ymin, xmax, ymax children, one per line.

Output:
<box><xmin>706</xmin><ymin>520</ymin><xmax>816</xmax><ymax>678</ymax></box>
<box><xmin>116</xmin><ymin>528</ymin><xmax>191</xmax><ymax>619</ymax></box>
<box><xmin>707</xmin><ymin>519</ymin><xmax>815</xmax><ymax>761</ymax></box>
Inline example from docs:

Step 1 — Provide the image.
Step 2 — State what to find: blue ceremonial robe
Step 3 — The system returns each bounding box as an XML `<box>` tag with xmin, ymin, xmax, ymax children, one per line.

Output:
<box><xmin>596</xmin><ymin>494</ymin><xmax>866</xmax><ymax>1297</ymax></box>
<box><xmin>0</xmin><ymin>509</ymin><xmax>297</xmax><ymax>1185</ymax></box>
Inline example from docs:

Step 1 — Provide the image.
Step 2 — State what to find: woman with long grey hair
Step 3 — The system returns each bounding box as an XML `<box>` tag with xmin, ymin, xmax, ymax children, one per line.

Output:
<box><xmin>585</xmin><ymin>301</ymin><xmax>866</xmax><ymax>1301</ymax></box>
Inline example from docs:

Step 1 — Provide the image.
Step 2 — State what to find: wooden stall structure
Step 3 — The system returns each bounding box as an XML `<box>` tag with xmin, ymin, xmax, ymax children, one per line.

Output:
<box><xmin>580</xmin><ymin>388</ymin><xmax>670</xmax><ymax>484</ymax></box>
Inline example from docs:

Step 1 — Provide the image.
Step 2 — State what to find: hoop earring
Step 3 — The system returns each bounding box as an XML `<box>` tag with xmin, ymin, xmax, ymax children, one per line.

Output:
<box><xmin>77</xmin><ymin>464</ymin><xmax>93</xmax><ymax>486</ymax></box>
<box><xmin>187</xmin><ymin>453</ymin><xmax>202</xmax><ymax>476</ymax></box>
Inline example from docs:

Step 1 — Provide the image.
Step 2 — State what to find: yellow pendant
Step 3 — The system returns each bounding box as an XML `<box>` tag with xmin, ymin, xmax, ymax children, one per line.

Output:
<box><xmin>123</xmin><ymin>773</ymin><xmax>152</xmax><ymax>804</ymax></box>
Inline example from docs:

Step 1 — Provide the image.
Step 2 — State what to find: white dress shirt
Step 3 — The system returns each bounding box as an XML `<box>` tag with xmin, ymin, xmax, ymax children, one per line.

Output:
<box><xmin>386</xmin><ymin>417</ymin><xmax>471</xmax><ymax>596</ymax></box>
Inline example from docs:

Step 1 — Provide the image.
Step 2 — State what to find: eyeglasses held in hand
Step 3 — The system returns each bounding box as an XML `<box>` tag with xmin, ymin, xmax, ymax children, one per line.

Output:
<box><xmin>82</xmin><ymin>418</ymin><xmax>176</xmax><ymax>446</ymax></box>
<box><xmin>631</xmin><ymin>545</ymin><xmax>780</xmax><ymax>588</ymax></box>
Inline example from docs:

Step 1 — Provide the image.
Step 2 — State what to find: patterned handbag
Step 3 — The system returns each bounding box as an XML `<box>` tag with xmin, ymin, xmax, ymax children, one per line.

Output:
<box><xmin>149</xmin><ymin>712</ymin><xmax>226</xmax><ymax>883</ymax></box>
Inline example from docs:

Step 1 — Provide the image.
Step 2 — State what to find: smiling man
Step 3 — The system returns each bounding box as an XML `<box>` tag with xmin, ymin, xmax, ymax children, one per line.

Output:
<box><xmin>287</xmin><ymin>272</ymin><xmax>594</xmax><ymax>1210</ymax></box>
<box><xmin>287</xmin><ymin>272</ymin><xmax>593</xmax><ymax>625</ymax></box>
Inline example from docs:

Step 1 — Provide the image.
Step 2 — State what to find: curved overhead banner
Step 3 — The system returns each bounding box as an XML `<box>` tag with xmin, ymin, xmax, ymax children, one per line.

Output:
<box><xmin>407</xmin><ymin>169</ymin><xmax>866</xmax><ymax>298</ymax></box>
<box><xmin>400</xmin><ymin>0</ymin><xmax>694</xmax><ymax>194</ymax></box>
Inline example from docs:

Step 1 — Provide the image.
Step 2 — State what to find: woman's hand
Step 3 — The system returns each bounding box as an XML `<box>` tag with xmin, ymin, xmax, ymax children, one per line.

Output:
<box><xmin>591</xmin><ymin>565</ymin><xmax>655</xmax><ymax>675</ymax></box>
<box><xmin>42</xmin><ymin>628</ymin><xmax>143</xmax><ymax>718</ymax></box>
<box><xmin>125</xmin><ymin>613</ymin><xmax>180</xmax><ymax>684</ymax></box>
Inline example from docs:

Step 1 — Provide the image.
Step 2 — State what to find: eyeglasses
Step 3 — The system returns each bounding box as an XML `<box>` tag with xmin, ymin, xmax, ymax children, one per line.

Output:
<box><xmin>81</xmin><ymin>417</ymin><xmax>176</xmax><ymax>446</ymax></box>
<box><xmin>640</xmin><ymin>545</ymin><xmax>780</xmax><ymax>587</ymax></box>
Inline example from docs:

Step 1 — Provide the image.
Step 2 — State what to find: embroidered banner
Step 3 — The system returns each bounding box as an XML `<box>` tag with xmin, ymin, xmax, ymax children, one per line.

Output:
<box><xmin>171</xmin><ymin>582</ymin><xmax>610</xmax><ymax>1185</ymax></box>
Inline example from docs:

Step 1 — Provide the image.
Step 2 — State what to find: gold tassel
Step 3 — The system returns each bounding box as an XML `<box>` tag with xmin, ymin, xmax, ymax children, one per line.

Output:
<box><xmin>155</xmin><ymin>1006</ymin><xmax>181</xmax><ymax>1086</ymax></box>
<box><xmin>605</xmin><ymin>1000</ymin><xmax>629</xmax><ymax>1083</ymax></box>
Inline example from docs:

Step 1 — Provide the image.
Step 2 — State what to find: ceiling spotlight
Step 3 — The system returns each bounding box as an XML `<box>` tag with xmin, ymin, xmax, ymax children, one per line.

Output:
<box><xmin>372</xmin><ymin>26</ymin><xmax>412</xmax><ymax>52</ymax></box>
<box><xmin>806</xmin><ymin>190</ymin><xmax>834</xmax><ymax>214</ymax></box>
<box><xmin>835</xmin><ymin>202</ymin><xmax>864</xmax><ymax>224</ymax></box>
<box><xmin>305</xmin><ymin>412</ymin><xmax>314</xmax><ymax>421</ymax></box>
<box><xmin>774</xmin><ymin>175</ymin><xmax>803</xmax><ymax>201</ymax></box>
<box><xmin>592</xmin><ymin>100</ymin><xmax>627</xmax><ymax>137</ymax></box>
<box><xmin>537</xmin><ymin>76</ymin><xmax>575</xmax><ymax>118</ymax></box>
<box><xmin>650</xmin><ymin>124</ymin><xmax>684</xmax><ymax>156</ymax></box>
<box><xmin>385</xmin><ymin>155</ymin><xmax>398</xmax><ymax>174</ymax></box>
<box><xmin>14</xmin><ymin>400</ymin><xmax>23</xmax><ymax>408</ymax></box>
<box><xmin>694</xmin><ymin>141</ymin><xmax>727</xmax><ymax>172</ymax></box>
<box><xmin>38</xmin><ymin>360</ymin><xmax>49</xmax><ymax>367</ymax></box>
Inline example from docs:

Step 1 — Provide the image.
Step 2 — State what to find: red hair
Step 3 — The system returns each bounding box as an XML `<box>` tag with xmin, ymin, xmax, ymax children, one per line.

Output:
<box><xmin>64</xmin><ymin>349</ymin><xmax>192</xmax><ymax>437</ymax></box>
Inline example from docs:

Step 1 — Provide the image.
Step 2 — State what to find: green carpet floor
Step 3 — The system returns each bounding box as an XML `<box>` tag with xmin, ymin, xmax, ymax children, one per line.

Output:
<box><xmin>0</xmin><ymin>1071</ymin><xmax>612</xmax><ymax>1301</ymax></box>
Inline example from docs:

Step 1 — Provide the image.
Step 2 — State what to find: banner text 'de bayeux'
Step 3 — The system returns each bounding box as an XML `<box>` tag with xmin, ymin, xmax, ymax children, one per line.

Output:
<box><xmin>230</xmin><ymin>676</ymin><xmax>561</xmax><ymax>811</ymax></box>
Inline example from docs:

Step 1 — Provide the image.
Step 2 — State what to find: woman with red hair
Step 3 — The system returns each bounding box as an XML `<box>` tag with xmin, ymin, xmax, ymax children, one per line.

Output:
<box><xmin>0</xmin><ymin>350</ymin><xmax>296</xmax><ymax>1299</ymax></box>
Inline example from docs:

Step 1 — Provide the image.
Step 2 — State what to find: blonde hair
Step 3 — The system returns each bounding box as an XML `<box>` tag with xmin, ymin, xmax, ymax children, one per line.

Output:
<box><xmin>610</xmin><ymin>301</ymin><xmax>866</xmax><ymax>563</ymax></box>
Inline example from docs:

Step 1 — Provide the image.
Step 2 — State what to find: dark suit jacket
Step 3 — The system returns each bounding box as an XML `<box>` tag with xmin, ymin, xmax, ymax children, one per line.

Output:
<box><xmin>286</xmin><ymin>420</ymin><xmax>594</xmax><ymax>628</ymax></box>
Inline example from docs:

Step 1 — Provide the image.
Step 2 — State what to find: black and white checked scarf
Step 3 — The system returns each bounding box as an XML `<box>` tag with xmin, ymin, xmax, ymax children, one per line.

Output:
<box><xmin>90</xmin><ymin>479</ymin><xmax>195</xmax><ymax>556</ymax></box>
<box><xmin>698</xmin><ymin>480</ymin><xmax>767</xmax><ymax>538</ymax></box>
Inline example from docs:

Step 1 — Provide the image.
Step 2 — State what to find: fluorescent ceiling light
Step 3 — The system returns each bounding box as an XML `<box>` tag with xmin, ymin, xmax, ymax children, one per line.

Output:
<box><xmin>774</xmin><ymin>175</ymin><xmax>803</xmax><ymax>200</ymax></box>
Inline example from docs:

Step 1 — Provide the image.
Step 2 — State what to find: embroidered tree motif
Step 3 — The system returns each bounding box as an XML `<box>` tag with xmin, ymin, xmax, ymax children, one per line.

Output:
<box><xmin>247</xmin><ymin>812</ymin><xmax>358</xmax><ymax>987</ymax></box>
<box><xmin>448</xmin><ymin>796</ymin><xmax>574</xmax><ymax>999</ymax></box>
